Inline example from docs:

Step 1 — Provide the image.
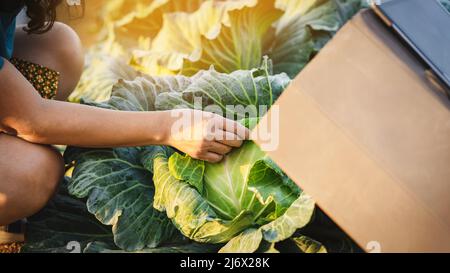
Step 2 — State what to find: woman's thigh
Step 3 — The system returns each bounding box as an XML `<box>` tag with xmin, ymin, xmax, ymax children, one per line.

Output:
<box><xmin>0</xmin><ymin>134</ymin><xmax>64</xmax><ymax>225</ymax></box>
<box><xmin>12</xmin><ymin>22</ymin><xmax>84</xmax><ymax>101</ymax></box>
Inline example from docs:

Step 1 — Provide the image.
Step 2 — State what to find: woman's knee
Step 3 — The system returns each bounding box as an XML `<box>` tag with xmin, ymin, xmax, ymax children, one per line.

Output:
<box><xmin>0</xmin><ymin>135</ymin><xmax>64</xmax><ymax>225</ymax></box>
<box><xmin>26</xmin><ymin>144</ymin><xmax>65</xmax><ymax>202</ymax></box>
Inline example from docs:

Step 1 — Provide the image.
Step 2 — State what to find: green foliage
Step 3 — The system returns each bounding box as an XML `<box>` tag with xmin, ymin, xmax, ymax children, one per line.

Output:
<box><xmin>71</xmin><ymin>0</ymin><xmax>365</xmax><ymax>102</ymax></box>
<box><xmin>65</xmin><ymin>147</ymin><xmax>184</xmax><ymax>251</ymax></box>
<box><xmin>22</xmin><ymin>179</ymin><xmax>114</xmax><ymax>253</ymax></box>
<box><xmin>59</xmin><ymin>62</ymin><xmax>320</xmax><ymax>253</ymax></box>
<box><xmin>24</xmin><ymin>0</ymin><xmax>367</xmax><ymax>253</ymax></box>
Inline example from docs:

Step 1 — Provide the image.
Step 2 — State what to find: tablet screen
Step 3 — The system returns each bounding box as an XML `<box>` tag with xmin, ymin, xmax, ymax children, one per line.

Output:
<box><xmin>378</xmin><ymin>0</ymin><xmax>450</xmax><ymax>89</ymax></box>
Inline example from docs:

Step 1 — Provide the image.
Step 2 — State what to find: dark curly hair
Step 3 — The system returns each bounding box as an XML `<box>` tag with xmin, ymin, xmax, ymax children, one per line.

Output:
<box><xmin>24</xmin><ymin>0</ymin><xmax>63</xmax><ymax>34</ymax></box>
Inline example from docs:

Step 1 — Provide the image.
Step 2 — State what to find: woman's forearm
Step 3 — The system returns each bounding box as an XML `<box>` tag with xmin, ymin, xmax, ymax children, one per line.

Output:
<box><xmin>24</xmin><ymin>99</ymin><xmax>171</xmax><ymax>148</ymax></box>
<box><xmin>1</xmin><ymin>60</ymin><xmax>166</xmax><ymax>148</ymax></box>
<box><xmin>1</xmin><ymin>59</ymin><xmax>248</xmax><ymax>162</ymax></box>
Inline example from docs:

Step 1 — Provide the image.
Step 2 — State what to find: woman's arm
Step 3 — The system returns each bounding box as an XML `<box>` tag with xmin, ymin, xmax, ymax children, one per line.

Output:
<box><xmin>0</xmin><ymin>60</ymin><xmax>249</xmax><ymax>162</ymax></box>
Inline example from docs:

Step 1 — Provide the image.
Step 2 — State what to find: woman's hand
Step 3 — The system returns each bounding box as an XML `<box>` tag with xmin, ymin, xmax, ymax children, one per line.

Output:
<box><xmin>162</xmin><ymin>109</ymin><xmax>250</xmax><ymax>163</ymax></box>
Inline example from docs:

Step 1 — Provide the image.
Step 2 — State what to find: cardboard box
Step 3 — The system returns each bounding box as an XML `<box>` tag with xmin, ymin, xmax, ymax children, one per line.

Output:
<box><xmin>255</xmin><ymin>10</ymin><xmax>450</xmax><ymax>253</ymax></box>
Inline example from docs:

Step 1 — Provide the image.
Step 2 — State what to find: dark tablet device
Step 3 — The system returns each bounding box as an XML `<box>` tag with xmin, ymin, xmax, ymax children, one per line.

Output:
<box><xmin>373</xmin><ymin>0</ymin><xmax>450</xmax><ymax>96</ymax></box>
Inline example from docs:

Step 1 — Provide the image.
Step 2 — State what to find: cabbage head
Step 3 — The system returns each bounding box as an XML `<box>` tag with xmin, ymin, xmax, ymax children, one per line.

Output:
<box><xmin>142</xmin><ymin>142</ymin><xmax>317</xmax><ymax>253</ymax></box>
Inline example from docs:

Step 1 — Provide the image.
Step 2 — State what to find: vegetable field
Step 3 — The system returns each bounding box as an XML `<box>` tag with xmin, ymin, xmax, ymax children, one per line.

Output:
<box><xmin>22</xmin><ymin>0</ymin><xmax>372</xmax><ymax>253</ymax></box>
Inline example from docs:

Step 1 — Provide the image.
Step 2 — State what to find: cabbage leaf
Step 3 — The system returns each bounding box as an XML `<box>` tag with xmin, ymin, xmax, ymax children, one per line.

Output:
<box><xmin>86</xmin><ymin>58</ymin><xmax>290</xmax><ymax>120</ymax></box>
<box><xmin>65</xmin><ymin>147</ymin><xmax>184</xmax><ymax>251</ymax></box>
<box><xmin>269</xmin><ymin>0</ymin><xmax>367</xmax><ymax>78</ymax></box>
<box><xmin>21</xmin><ymin>179</ymin><xmax>114</xmax><ymax>253</ymax></box>
<box><xmin>132</xmin><ymin>0</ymin><xmax>282</xmax><ymax>75</ymax></box>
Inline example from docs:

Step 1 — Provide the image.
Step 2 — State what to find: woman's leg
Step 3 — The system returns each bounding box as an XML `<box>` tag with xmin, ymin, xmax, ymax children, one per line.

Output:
<box><xmin>0</xmin><ymin>23</ymin><xmax>84</xmax><ymax>225</ymax></box>
<box><xmin>0</xmin><ymin>134</ymin><xmax>64</xmax><ymax>226</ymax></box>
<box><xmin>13</xmin><ymin>22</ymin><xmax>84</xmax><ymax>101</ymax></box>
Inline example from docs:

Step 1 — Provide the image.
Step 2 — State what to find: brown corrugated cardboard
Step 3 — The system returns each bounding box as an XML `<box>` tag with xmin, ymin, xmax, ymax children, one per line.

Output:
<box><xmin>255</xmin><ymin>9</ymin><xmax>450</xmax><ymax>253</ymax></box>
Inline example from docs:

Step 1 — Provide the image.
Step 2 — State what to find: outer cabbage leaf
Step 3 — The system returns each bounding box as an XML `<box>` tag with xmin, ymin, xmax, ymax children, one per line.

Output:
<box><xmin>270</xmin><ymin>0</ymin><xmax>366</xmax><ymax>78</ymax></box>
<box><xmin>132</xmin><ymin>0</ymin><xmax>282</xmax><ymax>75</ymax></box>
<box><xmin>169</xmin><ymin>153</ymin><xmax>205</xmax><ymax>194</ymax></box>
<box><xmin>219</xmin><ymin>193</ymin><xmax>316</xmax><ymax>253</ymax></box>
<box><xmin>180</xmin><ymin>0</ymin><xmax>283</xmax><ymax>75</ymax></box>
<box><xmin>290</xmin><ymin>236</ymin><xmax>327</xmax><ymax>253</ymax></box>
<box><xmin>247</xmin><ymin>158</ymin><xmax>300</xmax><ymax>221</ymax></box>
<box><xmin>85</xmin><ymin>60</ymin><xmax>291</xmax><ymax>116</ymax></box>
<box><xmin>107</xmin><ymin>0</ymin><xmax>205</xmax><ymax>48</ymax></box>
<box><xmin>69</xmin><ymin>37</ymin><xmax>140</xmax><ymax>103</ymax></box>
<box><xmin>65</xmin><ymin>147</ymin><xmax>183</xmax><ymax>251</ymax></box>
<box><xmin>218</xmin><ymin>228</ymin><xmax>262</xmax><ymax>253</ymax></box>
<box><xmin>260</xmin><ymin>193</ymin><xmax>315</xmax><ymax>243</ymax></box>
<box><xmin>268</xmin><ymin>236</ymin><xmax>327</xmax><ymax>253</ymax></box>
<box><xmin>90</xmin><ymin>74</ymin><xmax>193</xmax><ymax>111</ymax></box>
<box><xmin>93</xmin><ymin>58</ymin><xmax>290</xmax><ymax>119</ymax></box>
<box><xmin>69</xmin><ymin>0</ymin><xmax>203</xmax><ymax>102</ymax></box>
<box><xmin>156</xmin><ymin>58</ymin><xmax>291</xmax><ymax>119</ymax></box>
<box><xmin>22</xmin><ymin>179</ymin><xmax>217</xmax><ymax>254</ymax></box>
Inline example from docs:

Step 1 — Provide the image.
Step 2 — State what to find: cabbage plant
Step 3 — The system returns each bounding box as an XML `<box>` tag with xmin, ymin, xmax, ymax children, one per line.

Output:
<box><xmin>23</xmin><ymin>0</ymin><xmax>368</xmax><ymax>253</ymax></box>
<box><xmin>69</xmin><ymin>0</ymin><xmax>367</xmax><ymax>102</ymax></box>
<box><xmin>61</xmin><ymin>60</ymin><xmax>325</xmax><ymax>253</ymax></box>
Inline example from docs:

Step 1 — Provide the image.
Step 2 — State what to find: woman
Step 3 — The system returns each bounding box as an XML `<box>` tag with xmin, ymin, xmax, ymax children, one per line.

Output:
<box><xmin>0</xmin><ymin>1</ymin><xmax>248</xmax><ymax>226</ymax></box>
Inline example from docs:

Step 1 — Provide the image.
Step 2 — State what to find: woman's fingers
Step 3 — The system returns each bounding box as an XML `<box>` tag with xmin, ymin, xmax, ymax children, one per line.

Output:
<box><xmin>208</xmin><ymin>141</ymin><xmax>233</xmax><ymax>155</ymax></box>
<box><xmin>200</xmin><ymin>152</ymin><xmax>224</xmax><ymax>163</ymax></box>
<box><xmin>215</xmin><ymin>116</ymin><xmax>250</xmax><ymax>140</ymax></box>
<box><xmin>213</xmin><ymin>130</ymin><xmax>244</xmax><ymax>148</ymax></box>
<box><xmin>200</xmin><ymin>131</ymin><xmax>244</xmax><ymax>162</ymax></box>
